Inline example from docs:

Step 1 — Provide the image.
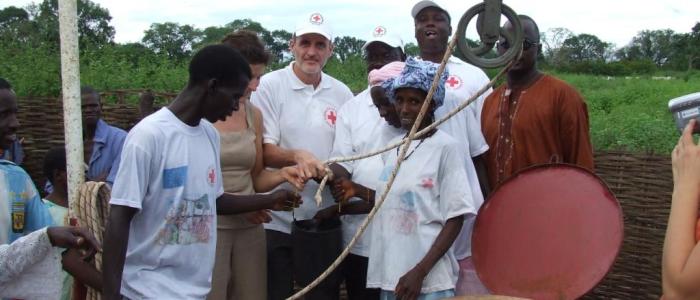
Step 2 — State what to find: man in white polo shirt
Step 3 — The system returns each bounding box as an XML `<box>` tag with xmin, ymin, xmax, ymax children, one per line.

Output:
<box><xmin>411</xmin><ymin>0</ymin><xmax>492</xmax><ymax>295</ymax></box>
<box><xmin>313</xmin><ymin>25</ymin><xmax>406</xmax><ymax>300</ymax></box>
<box><xmin>251</xmin><ymin>12</ymin><xmax>353</xmax><ymax>300</ymax></box>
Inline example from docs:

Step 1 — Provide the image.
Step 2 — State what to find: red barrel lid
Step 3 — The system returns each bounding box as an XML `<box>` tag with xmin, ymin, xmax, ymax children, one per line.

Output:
<box><xmin>472</xmin><ymin>164</ymin><xmax>623</xmax><ymax>300</ymax></box>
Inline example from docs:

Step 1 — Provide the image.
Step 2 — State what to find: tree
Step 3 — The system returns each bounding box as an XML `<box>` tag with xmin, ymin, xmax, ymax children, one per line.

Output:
<box><xmin>618</xmin><ymin>29</ymin><xmax>678</xmax><ymax>66</ymax></box>
<box><xmin>541</xmin><ymin>27</ymin><xmax>573</xmax><ymax>66</ymax></box>
<box><xmin>33</xmin><ymin>0</ymin><xmax>115</xmax><ymax>47</ymax></box>
<box><xmin>560</xmin><ymin>33</ymin><xmax>611</xmax><ymax>62</ymax></box>
<box><xmin>0</xmin><ymin>6</ymin><xmax>36</xmax><ymax>44</ymax></box>
<box><xmin>142</xmin><ymin>22</ymin><xmax>202</xmax><ymax>60</ymax></box>
<box><xmin>333</xmin><ymin>36</ymin><xmax>365</xmax><ymax>62</ymax></box>
<box><xmin>403</xmin><ymin>42</ymin><xmax>419</xmax><ymax>57</ymax></box>
<box><xmin>670</xmin><ymin>23</ymin><xmax>700</xmax><ymax>71</ymax></box>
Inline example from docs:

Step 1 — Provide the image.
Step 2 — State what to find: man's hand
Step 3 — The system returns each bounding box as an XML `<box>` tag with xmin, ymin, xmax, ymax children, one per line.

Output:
<box><xmin>394</xmin><ymin>265</ymin><xmax>428</xmax><ymax>300</ymax></box>
<box><xmin>280</xmin><ymin>165</ymin><xmax>306</xmax><ymax>190</ymax></box>
<box><xmin>313</xmin><ymin>205</ymin><xmax>339</xmax><ymax>220</ymax></box>
<box><xmin>330</xmin><ymin>177</ymin><xmax>357</xmax><ymax>203</ymax></box>
<box><xmin>245</xmin><ymin>210</ymin><xmax>272</xmax><ymax>224</ymax></box>
<box><xmin>47</xmin><ymin>226</ymin><xmax>101</xmax><ymax>260</ymax></box>
<box><xmin>269</xmin><ymin>190</ymin><xmax>302</xmax><ymax>211</ymax></box>
<box><xmin>293</xmin><ymin>150</ymin><xmax>326</xmax><ymax>180</ymax></box>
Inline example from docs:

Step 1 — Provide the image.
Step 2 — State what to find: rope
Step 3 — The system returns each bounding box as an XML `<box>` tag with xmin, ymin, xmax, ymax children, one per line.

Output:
<box><xmin>292</xmin><ymin>31</ymin><xmax>471</xmax><ymax>299</ymax></box>
<box><xmin>313</xmin><ymin>50</ymin><xmax>518</xmax><ymax>205</ymax></box>
<box><xmin>74</xmin><ymin>181</ymin><xmax>111</xmax><ymax>300</ymax></box>
<box><xmin>292</xmin><ymin>34</ymin><xmax>521</xmax><ymax>300</ymax></box>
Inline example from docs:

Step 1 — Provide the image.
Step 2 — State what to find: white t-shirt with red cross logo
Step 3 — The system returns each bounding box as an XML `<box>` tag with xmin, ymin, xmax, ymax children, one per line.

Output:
<box><xmin>110</xmin><ymin>108</ymin><xmax>224</xmax><ymax>299</ymax></box>
<box><xmin>251</xmin><ymin>62</ymin><xmax>353</xmax><ymax>234</ymax></box>
<box><xmin>434</xmin><ymin>56</ymin><xmax>492</xmax><ymax>260</ymax></box>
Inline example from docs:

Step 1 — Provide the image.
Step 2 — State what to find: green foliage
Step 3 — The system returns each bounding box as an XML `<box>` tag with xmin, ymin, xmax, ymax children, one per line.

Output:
<box><xmin>559</xmin><ymin>33</ymin><xmax>611</xmax><ymax>62</ymax></box>
<box><xmin>556</xmin><ymin>60</ymin><xmax>656</xmax><ymax>76</ymax></box>
<box><xmin>142</xmin><ymin>22</ymin><xmax>202</xmax><ymax>60</ymax></box>
<box><xmin>560</xmin><ymin>73</ymin><xmax>700</xmax><ymax>153</ymax></box>
<box><xmin>323</xmin><ymin>55</ymin><xmax>367</xmax><ymax>92</ymax></box>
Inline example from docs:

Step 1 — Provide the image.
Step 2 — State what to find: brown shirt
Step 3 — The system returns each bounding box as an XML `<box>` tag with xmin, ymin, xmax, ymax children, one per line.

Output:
<box><xmin>481</xmin><ymin>74</ymin><xmax>594</xmax><ymax>187</ymax></box>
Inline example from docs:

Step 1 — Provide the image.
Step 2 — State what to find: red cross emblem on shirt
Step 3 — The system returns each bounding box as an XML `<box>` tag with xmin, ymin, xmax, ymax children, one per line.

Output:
<box><xmin>325</xmin><ymin>108</ymin><xmax>337</xmax><ymax>127</ymax></box>
<box><xmin>374</xmin><ymin>26</ymin><xmax>386</xmax><ymax>37</ymax></box>
<box><xmin>207</xmin><ymin>167</ymin><xmax>216</xmax><ymax>186</ymax></box>
<box><xmin>446</xmin><ymin>75</ymin><xmax>462</xmax><ymax>89</ymax></box>
<box><xmin>310</xmin><ymin>13</ymin><xmax>324</xmax><ymax>25</ymax></box>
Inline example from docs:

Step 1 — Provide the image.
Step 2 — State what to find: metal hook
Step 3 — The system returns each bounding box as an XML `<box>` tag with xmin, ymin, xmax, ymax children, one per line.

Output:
<box><xmin>454</xmin><ymin>0</ymin><xmax>524</xmax><ymax>68</ymax></box>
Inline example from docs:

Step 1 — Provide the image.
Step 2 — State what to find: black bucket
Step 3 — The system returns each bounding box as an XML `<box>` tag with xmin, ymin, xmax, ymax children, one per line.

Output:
<box><xmin>291</xmin><ymin>217</ymin><xmax>343</xmax><ymax>300</ymax></box>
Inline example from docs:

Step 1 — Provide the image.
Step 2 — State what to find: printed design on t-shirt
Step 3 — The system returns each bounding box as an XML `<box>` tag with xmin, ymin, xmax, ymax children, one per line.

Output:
<box><xmin>325</xmin><ymin>107</ymin><xmax>338</xmax><ymax>127</ymax></box>
<box><xmin>206</xmin><ymin>165</ymin><xmax>216</xmax><ymax>186</ymax></box>
<box><xmin>421</xmin><ymin>178</ymin><xmax>434</xmax><ymax>188</ymax></box>
<box><xmin>379</xmin><ymin>165</ymin><xmax>392</xmax><ymax>182</ymax></box>
<box><xmin>163</xmin><ymin>166</ymin><xmax>187</xmax><ymax>189</ymax></box>
<box><xmin>390</xmin><ymin>191</ymin><xmax>418</xmax><ymax>234</ymax></box>
<box><xmin>158</xmin><ymin>194</ymin><xmax>214</xmax><ymax>245</ymax></box>
<box><xmin>446</xmin><ymin>75</ymin><xmax>463</xmax><ymax>90</ymax></box>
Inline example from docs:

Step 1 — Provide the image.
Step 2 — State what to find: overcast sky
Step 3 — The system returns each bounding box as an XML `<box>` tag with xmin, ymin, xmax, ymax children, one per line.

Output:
<box><xmin>3</xmin><ymin>0</ymin><xmax>699</xmax><ymax>49</ymax></box>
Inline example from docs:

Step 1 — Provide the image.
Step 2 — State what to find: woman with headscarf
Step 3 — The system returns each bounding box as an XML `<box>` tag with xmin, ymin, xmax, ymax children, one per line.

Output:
<box><xmin>331</xmin><ymin>58</ymin><xmax>479</xmax><ymax>300</ymax></box>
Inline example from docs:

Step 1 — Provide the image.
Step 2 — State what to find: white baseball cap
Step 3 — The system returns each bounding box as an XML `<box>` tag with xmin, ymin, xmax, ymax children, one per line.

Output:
<box><xmin>362</xmin><ymin>25</ymin><xmax>404</xmax><ymax>51</ymax></box>
<box><xmin>295</xmin><ymin>12</ymin><xmax>333</xmax><ymax>41</ymax></box>
<box><xmin>411</xmin><ymin>0</ymin><xmax>448</xmax><ymax>18</ymax></box>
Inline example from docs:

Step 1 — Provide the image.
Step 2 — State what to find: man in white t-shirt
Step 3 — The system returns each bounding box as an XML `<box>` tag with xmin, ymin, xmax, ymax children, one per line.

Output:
<box><xmin>411</xmin><ymin>0</ymin><xmax>492</xmax><ymax>294</ymax></box>
<box><xmin>102</xmin><ymin>45</ymin><xmax>301</xmax><ymax>300</ymax></box>
<box><xmin>250</xmin><ymin>12</ymin><xmax>353</xmax><ymax>300</ymax></box>
<box><xmin>313</xmin><ymin>26</ymin><xmax>406</xmax><ymax>300</ymax></box>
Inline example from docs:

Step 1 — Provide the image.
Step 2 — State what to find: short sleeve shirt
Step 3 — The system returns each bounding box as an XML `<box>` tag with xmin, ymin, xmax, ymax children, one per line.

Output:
<box><xmin>251</xmin><ymin>62</ymin><xmax>353</xmax><ymax>234</ymax></box>
<box><xmin>110</xmin><ymin>108</ymin><xmax>224</xmax><ymax>299</ymax></box>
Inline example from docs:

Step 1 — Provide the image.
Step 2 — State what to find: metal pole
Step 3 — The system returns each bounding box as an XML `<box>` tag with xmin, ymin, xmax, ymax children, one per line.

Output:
<box><xmin>58</xmin><ymin>0</ymin><xmax>84</xmax><ymax>220</ymax></box>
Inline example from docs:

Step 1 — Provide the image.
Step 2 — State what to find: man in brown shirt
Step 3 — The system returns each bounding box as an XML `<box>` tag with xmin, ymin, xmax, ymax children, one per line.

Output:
<box><xmin>481</xmin><ymin>15</ymin><xmax>594</xmax><ymax>187</ymax></box>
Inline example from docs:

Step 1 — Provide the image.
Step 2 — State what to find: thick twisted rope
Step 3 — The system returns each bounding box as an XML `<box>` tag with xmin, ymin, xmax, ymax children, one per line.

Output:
<box><xmin>295</xmin><ymin>32</ymin><xmax>470</xmax><ymax>299</ymax></box>
<box><xmin>74</xmin><ymin>181</ymin><xmax>111</xmax><ymax>300</ymax></box>
<box><xmin>313</xmin><ymin>50</ymin><xmax>518</xmax><ymax>205</ymax></box>
<box><xmin>300</xmin><ymin>37</ymin><xmax>521</xmax><ymax>299</ymax></box>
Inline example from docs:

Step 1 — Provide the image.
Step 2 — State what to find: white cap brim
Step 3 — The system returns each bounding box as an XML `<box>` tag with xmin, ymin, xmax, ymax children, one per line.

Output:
<box><xmin>411</xmin><ymin>0</ymin><xmax>446</xmax><ymax>18</ymax></box>
<box><xmin>295</xmin><ymin>28</ymin><xmax>332</xmax><ymax>41</ymax></box>
<box><xmin>362</xmin><ymin>36</ymin><xmax>403</xmax><ymax>51</ymax></box>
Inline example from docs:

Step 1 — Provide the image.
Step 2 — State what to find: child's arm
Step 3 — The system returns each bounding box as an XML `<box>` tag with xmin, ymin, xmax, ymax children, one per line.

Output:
<box><xmin>394</xmin><ymin>215</ymin><xmax>464</xmax><ymax>299</ymax></box>
<box><xmin>62</xmin><ymin>248</ymin><xmax>102</xmax><ymax>292</ymax></box>
<box><xmin>662</xmin><ymin>119</ymin><xmax>700</xmax><ymax>299</ymax></box>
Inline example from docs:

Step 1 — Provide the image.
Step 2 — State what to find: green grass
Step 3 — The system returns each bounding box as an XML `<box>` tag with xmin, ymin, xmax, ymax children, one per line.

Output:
<box><xmin>558</xmin><ymin>73</ymin><xmax>699</xmax><ymax>154</ymax></box>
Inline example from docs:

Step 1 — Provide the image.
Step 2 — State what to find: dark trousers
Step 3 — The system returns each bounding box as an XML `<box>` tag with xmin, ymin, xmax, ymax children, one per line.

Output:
<box><xmin>340</xmin><ymin>253</ymin><xmax>380</xmax><ymax>300</ymax></box>
<box><xmin>266</xmin><ymin>229</ymin><xmax>341</xmax><ymax>300</ymax></box>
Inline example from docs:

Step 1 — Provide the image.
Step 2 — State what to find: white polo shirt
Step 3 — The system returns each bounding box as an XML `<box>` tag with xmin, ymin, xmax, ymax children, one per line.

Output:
<box><xmin>251</xmin><ymin>62</ymin><xmax>353</xmax><ymax>234</ymax></box>
<box><xmin>331</xmin><ymin>88</ymin><xmax>404</xmax><ymax>257</ymax></box>
<box><xmin>436</xmin><ymin>56</ymin><xmax>492</xmax><ymax>259</ymax></box>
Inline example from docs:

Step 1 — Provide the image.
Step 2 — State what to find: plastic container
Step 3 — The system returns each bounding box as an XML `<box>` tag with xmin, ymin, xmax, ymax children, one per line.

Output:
<box><xmin>291</xmin><ymin>217</ymin><xmax>343</xmax><ymax>300</ymax></box>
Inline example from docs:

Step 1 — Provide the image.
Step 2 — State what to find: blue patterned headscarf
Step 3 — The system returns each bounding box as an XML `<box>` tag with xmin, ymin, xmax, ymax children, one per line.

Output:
<box><xmin>381</xmin><ymin>57</ymin><xmax>448</xmax><ymax>108</ymax></box>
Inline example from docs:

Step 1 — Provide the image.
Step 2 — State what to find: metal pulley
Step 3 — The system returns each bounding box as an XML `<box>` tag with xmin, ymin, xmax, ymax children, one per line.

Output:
<box><xmin>454</xmin><ymin>0</ymin><xmax>523</xmax><ymax>68</ymax></box>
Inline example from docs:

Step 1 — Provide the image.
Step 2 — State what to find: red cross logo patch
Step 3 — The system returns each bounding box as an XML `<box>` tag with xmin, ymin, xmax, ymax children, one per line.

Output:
<box><xmin>207</xmin><ymin>166</ymin><xmax>216</xmax><ymax>186</ymax></box>
<box><xmin>325</xmin><ymin>107</ymin><xmax>337</xmax><ymax>127</ymax></box>
<box><xmin>373</xmin><ymin>26</ymin><xmax>386</xmax><ymax>37</ymax></box>
<box><xmin>309</xmin><ymin>13</ymin><xmax>324</xmax><ymax>25</ymax></box>
<box><xmin>446</xmin><ymin>75</ymin><xmax>462</xmax><ymax>89</ymax></box>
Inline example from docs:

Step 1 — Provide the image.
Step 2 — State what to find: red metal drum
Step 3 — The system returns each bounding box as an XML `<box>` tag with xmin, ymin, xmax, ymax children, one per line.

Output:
<box><xmin>472</xmin><ymin>164</ymin><xmax>623</xmax><ymax>300</ymax></box>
